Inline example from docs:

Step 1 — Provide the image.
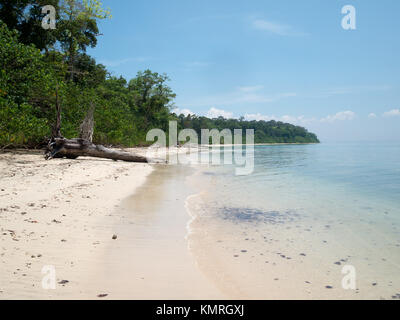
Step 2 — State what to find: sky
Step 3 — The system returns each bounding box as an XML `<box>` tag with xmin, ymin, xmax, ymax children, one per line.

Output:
<box><xmin>87</xmin><ymin>0</ymin><xmax>400</xmax><ymax>142</ymax></box>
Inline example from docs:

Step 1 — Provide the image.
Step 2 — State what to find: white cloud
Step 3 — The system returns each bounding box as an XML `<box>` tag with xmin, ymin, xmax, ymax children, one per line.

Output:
<box><xmin>252</xmin><ymin>19</ymin><xmax>307</xmax><ymax>36</ymax></box>
<box><xmin>282</xmin><ymin>115</ymin><xmax>304</xmax><ymax>123</ymax></box>
<box><xmin>99</xmin><ymin>57</ymin><xmax>149</xmax><ymax>68</ymax></box>
<box><xmin>320</xmin><ymin>111</ymin><xmax>356</xmax><ymax>123</ymax></box>
<box><xmin>244</xmin><ymin>113</ymin><xmax>275</xmax><ymax>122</ymax></box>
<box><xmin>368</xmin><ymin>113</ymin><xmax>377</xmax><ymax>119</ymax></box>
<box><xmin>237</xmin><ymin>85</ymin><xmax>264</xmax><ymax>93</ymax></box>
<box><xmin>172</xmin><ymin>108</ymin><xmax>195</xmax><ymax>117</ymax></box>
<box><xmin>383</xmin><ymin>109</ymin><xmax>400</xmax><ymax>117</ymax></box>
<box><xmin>206</xmin><ymin>108</ymin><xmax>234</xmax><ymax>119</ymax></box>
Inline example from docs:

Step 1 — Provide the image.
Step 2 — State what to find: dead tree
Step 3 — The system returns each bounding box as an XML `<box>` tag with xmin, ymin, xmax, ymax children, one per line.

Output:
<box><xmin>45</xmin><ymin>138</ymin><xmax>149</xmax><ymax>162</ymax></box>
<box><xmin>46</xmin><ymin>97</ymin><xmax>151</xmax><ymax>163</ymax></box>
<box><xmin>79</xmin><ymin>102</ymin><xmax>95</xmax><ymax>142</ymax></box>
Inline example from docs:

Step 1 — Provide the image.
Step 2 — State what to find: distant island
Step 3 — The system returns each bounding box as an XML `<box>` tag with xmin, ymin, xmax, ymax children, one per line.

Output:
<box><xmin>172</xmin><ymin>114</ymin><xmax>320</xmax><ymax>144</ymax></box>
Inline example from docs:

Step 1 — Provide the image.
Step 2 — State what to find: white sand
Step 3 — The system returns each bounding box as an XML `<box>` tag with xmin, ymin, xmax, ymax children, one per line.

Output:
<box><xmin>0</xmin><ymin>148</ymin><xmax>224</xmax><ymax>299</ymax></box>
<box><xmin>0</xmin><ymin>149</ymin><xmax>151</xmax><ymax>299</ymax></box>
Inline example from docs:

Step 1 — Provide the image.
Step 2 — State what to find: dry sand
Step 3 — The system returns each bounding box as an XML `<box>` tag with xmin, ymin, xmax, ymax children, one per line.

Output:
<box><xmin>0</xmin><ymin>148</ymin><xmax>223</xmax><ymax>299</ymax></box>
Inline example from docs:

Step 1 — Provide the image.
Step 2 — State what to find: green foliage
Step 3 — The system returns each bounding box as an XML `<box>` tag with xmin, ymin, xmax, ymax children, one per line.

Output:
<box><xmin>0</xmin><ymin>3</ymin><xmax>319</xmax><ymax>149</ymax></box>
<box><xmin>172</xmin><ymin>114</ymin><xmax>320</xmax><ymax>144</ymax></box>
<box><xmin>0</xmin><ymin>98</ymin><xmax>50</xmax><ymax>147</ymax></box>
<box><xmin>128</xmin><ymin>70</ymin><xmax>176</xmax><ymax>132</ymax></box>
<box><xmin>82</xmin><ymin>0</ymin><xmax>112</xmax><ymax>19</ymax></box>
<box><xmin>0</xmin><ymin>0</ymin><xmax>59</xmax><ymax>51</ymax></box>
<box><xmin>0</xmin><ymin>21</ymin><xmax>55</xmax><ymax>147</ymax></box>
<box><xmin>0</xmin><ymin>21</ymin><xmax>51</xmax><ymax>103</ymax></box>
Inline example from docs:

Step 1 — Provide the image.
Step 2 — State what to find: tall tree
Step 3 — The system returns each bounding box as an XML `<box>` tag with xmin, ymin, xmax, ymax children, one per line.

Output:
<box><xmin>0</xmin><ymin>0</ymin><xmax>30</xmax><ymax>31</ymax></box>
<box><xmin>56</xmin><ymin>0</ymin><xmax>111</xmax><ymax>80</ymax></box>
<box><xmin>0</xmin><ymin>0</ymin><xmax>111</xmax><ymax>77</ymax></box>
<box><xmin>128</xmin><ymin>70</ymin><xmax>176</xmax><ymax>130</ymax></box>
<box><xmin>0</xmin><ymin>21</ymin><xmax>55</xmax><ymax>146</ymax></box>
<box><xmin>0</xmin><ymin>0</ymin><xmax>59</xmax><ymax>51</ymax></box>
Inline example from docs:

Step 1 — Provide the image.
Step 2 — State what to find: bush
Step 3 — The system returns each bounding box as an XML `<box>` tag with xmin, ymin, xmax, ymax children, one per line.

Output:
<box><xmin>0</xmin><ymin>98</ymin><xmax>49</xmax><ymax>147</ymax></box>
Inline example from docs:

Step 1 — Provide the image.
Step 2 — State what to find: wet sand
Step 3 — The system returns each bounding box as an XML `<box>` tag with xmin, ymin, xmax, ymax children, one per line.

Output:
<box><xmin>87</xmin><ymin>165</ymin><xmax>224</xmax><ymax>299</ymax></box>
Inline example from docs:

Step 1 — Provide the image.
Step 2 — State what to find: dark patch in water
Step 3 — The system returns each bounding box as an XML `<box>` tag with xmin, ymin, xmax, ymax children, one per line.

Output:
<box><xmin>360</xmin><ymin>206</ymin><xmax>373</xmax><ymax>211</ymax></box>
<box><xmin>202</xmin><ymin>172</ymin><xmax>216</xmax><ymax>176</ymax></box>
<box><xmin>217</xmin><ymin>207</ymin><xmax>299</xmax><ymax>224</ymax></box>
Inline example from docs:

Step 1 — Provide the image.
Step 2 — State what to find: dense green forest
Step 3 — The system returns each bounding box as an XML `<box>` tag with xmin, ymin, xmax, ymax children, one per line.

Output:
<box><xmin>0</xmin><ymin>0</ymin><xmax>319</xmax><ymax>148</ymax></box>
<box><xmin>175</xmin><ymin>115</ymin><xmax>319</xmax><ymax>144</ymax></box>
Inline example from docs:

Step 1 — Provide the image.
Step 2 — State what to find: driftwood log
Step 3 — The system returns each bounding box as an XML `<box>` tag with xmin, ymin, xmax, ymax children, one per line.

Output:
<box><xmin>45</xmin><ymin>99</ymin><xmax>155</xmax><ymax>163</ymax></box>
<box><xmin>45</xmin><ymin>138</ymin><xmax>149</xmax><ymax>163</ymax></box>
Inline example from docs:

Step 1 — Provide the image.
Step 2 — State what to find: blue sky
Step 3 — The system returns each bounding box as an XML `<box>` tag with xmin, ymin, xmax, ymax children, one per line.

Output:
<box><xmin>87</xmin><ymin>0</ymin><xmax>400</xmax><ymax>142</ymax></box>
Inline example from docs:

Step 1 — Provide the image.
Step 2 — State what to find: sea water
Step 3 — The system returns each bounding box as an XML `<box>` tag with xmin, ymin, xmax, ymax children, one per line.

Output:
<box><xmin>185</xmin><ymin>142</ymin><xmax>400</xmax><ymax>299</ymax></box>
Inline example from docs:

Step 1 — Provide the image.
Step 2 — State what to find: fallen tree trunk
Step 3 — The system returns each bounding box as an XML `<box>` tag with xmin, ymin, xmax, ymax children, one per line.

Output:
<box><xmin>45</xmin><ymin>138</ymin><xmax>149</xmax><ymax>163</ymax></box>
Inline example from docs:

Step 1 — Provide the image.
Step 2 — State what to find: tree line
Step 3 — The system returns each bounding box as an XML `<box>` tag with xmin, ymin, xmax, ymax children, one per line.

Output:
<box><xmin>0</xmin><ymin>0</ymin><xmax>319</xmax><ymax>149</ymax></box>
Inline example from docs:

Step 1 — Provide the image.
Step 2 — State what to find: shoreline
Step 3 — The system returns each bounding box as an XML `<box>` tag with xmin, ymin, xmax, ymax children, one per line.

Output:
<box><xmin>3</xmin><ymin>145</ymin><xmax>398</xmax><ymax>300</ymax></box>
<box><xmin>183</xmin><ymin>150</ymin><xmax>400</xmax><ymax>300</ymax></box>
<box><xmin>0</xmin><ymin>147</ymin><xmax>225</xmax><ymax>299</ymax></box>
<box><xmin>85</xmin><ymin>165</ymin><xmax>224</xmax><ymax>299</ymax></box>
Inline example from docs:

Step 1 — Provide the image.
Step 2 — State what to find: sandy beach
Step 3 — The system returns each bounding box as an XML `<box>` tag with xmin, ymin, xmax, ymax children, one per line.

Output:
<box><xmin>1</xmin><ymin>146</ymin><xmax>399</xmax><ymax>301</ymax></box>
<box><xmin>0</xmin><ymin>148</ymin><xmax>222</xmax><ymax>299</ymax></box>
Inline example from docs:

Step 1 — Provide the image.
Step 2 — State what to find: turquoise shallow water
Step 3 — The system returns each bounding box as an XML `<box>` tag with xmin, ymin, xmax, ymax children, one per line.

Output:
<box><xmin>260</xmin><ymin>142</ymin><xmax>400</xmax><ymax>206</ymax></box>
<box><xmin>186</xmin><ymin>142</ymin><xmax>400</xmax><ymax>299</ymax></box>
<box><xmin>195</xmin><ymin>142</ymin><xmax>400</xmax><ymax>223</ymax></box>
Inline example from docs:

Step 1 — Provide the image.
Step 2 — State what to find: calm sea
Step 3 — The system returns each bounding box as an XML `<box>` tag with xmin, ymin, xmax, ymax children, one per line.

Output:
<box><xmin>185</xmin><ymin>142</ymin><xmax>400</xmax><ymax>299</ymax></box>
